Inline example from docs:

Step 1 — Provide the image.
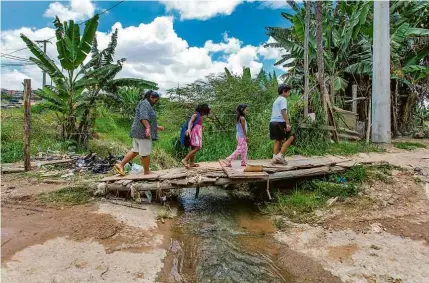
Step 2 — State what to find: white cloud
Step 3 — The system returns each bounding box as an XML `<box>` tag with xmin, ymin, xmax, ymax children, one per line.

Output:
<box><xmin>160</xmin><ymin>0</ymin><xmax>243</xmax><ymax>20</ymax></box>
<box><xmin>1</xmin><ymin>16</ymin><xmax>283</xmax><ymax>91</ymax></box>
<box><xmin>259</xmin><ymin>0</ymin><xmax>302</xmax><ymax>10</ymax></box>
<box><xmin>1</xmin><ymin>27</ymin><xmax>57</xmax><ymax>90</ymax></box>
<box><xmin>44</xmin><ymin>0</ymin><xmax>95</xmax><ymax>22</ymax></box>
<box><xmin>257</xmin><ymin>36</ymin><xmax>284</xmax><ymax>60</ymax></box>
<box><xmin>204</xmin><ymin>32</ymin><xmax>242</xmax><ymax>54</ymax></box>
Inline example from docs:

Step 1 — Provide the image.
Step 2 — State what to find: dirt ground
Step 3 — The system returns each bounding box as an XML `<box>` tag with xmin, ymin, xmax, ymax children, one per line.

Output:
<box><xmin>276</xmin><ymin>146</ymin><xmax>429</xmax><ymax>283</ymax></box>
<box><xmin>1</xmin><ymin>142</ymin><xmax>429</xmax><ymax>283</ymax></box>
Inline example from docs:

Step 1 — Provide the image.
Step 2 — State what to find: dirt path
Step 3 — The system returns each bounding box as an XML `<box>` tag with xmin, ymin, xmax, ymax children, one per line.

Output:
<box><xmin>1</xmin><ymin>145</ymin><xmax>429</xmax><ymax>283</ymax></box>
<box><xmin>275</xmin><ymin>147</ymin><xmax>429</xmax><ymax>283</ymax></box>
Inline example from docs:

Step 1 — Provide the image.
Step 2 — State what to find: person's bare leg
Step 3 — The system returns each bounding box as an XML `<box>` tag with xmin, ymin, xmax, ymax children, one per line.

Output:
<box><xmin>182</xmin><ymin>148</ymin><xmax>199</xmax><ymax>168</ymax></box>
<box><xmin>280</xmin><ymin>136</ymin><xmax>295</xmax><ymax>155</ymax></box>
<box><xmin>273</xmin><ymin>140</ymin><xmax>281</xmax><ymax>155</ymax></box>
<box><xmin>117</xmin><ymin>151</ymin><xmax>138</xmax><ymax>171</ymax></box>
<box><xmin>141</xmin><ymin>156</ymin><xmax>152</xmax><ymax>174</ymax></box>
<box><xmin>189</xmin><ymin>148</ymin><xmax>201</xmax><ymax>167</ymax></box>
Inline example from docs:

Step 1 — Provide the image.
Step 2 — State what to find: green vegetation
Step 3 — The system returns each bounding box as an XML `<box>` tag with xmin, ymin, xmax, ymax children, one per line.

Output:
<box><xmin>265</xmin><ymin>165</ymin><xmax>394</xmax><ymax>222</ymax></box>
<box><xmin>268</xmin><ymin>1</ymin><xmax>429</xmax><ymax>135</ymax></box>
<box><xmin>1</xmin><ymin>108</ymin><xmax>73</xmax><ymax>163</ymax></box>
<box><xmin>37</xmin><ymin>186</ymin><xmax>94</xmax><ymax>204</ymax></box>
<box><xmin>393</xmin><ymin>141</ymin><xmax>426</xmax><ymax>150</ymax></box>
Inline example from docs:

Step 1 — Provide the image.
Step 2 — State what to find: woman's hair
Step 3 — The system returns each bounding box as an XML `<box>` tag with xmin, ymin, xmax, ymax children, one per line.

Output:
<box><xmin>236</xmin><ymin>104</ymin><xmax>247</xmax><ymax>122</ymax></box>
<box><xmin>144</xmin><ymin>90</ymin><xmax>160</xmax><ymax>100</ymax></box>
<box><xmin>195</xmin><ymin>104</ymin><xmax>211</xmax><ymax>116</ymax></box>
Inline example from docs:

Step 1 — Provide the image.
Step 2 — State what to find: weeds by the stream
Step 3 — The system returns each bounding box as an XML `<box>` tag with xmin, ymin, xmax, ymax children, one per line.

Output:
<box><xmin>265</xmin><ymin>165</ymin><xmax>394</xmax><ymax>223</ymax></box>
<box><xmin>393</xmin><ymin>141</ymin><xmax>426</xmax><ymax>150</ymax></box>
<box><xmin>37</xmin><ymin>186</ymin><xmax>94</xmax><ymax>205</ymax></box>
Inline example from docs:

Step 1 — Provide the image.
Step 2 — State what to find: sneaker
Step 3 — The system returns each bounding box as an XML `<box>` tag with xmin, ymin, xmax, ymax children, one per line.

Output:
<box><xmin>273</xmin><ymin>154</ymin><xmax>288</xmax><ymax>165</ymax></box>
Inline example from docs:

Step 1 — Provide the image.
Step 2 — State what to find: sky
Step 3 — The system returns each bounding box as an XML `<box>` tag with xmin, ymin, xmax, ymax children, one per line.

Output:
<box><xmin>0</xmin><ymin>0</ymin><xmax>294</xmax><ymax>91</ymax></box>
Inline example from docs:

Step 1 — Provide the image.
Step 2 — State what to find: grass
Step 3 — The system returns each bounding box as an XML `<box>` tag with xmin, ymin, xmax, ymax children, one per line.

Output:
<box><xmin>1</xmin><ymin>106</ymin><xmax>384</xmax><ymax>168</ymax></box>
<box><xmin>1</xmin><ymin>108</ymin><xmax>74</xmax><ymax>163</ymax></box>
<box><xmin>265</xmin><ymin>165</ymin><xmax>392</xmax><ymax>223</ymax></box>
<box><xmin>393</xmin><ymin>141</ymin><xmax>426</xmax><ymax>150</ymax></box>
<box><xmin>37</xmin><ymin>186</ymin><xmax>94</xmax><ymax>205</ymax></box>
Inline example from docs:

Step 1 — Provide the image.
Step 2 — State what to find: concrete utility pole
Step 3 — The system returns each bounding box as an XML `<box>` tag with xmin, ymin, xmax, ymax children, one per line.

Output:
<box><xmin>36</xmin><ymin>40</ymin><xmax>50</xmax><ymax>88</ymax></box>
<box><xmin>371</xmin><ymin>1</ymin><xmax>391</xmax><ymax>143</ymax></box>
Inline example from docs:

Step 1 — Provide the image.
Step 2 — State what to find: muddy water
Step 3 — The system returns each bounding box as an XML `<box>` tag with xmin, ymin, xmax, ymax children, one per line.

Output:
<box><xmin>158</xmin><ymin>187</ymin><xmax>292</xmax><ymax>283</ymax></box>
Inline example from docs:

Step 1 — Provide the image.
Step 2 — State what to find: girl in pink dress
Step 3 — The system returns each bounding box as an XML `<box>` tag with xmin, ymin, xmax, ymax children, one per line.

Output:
<box><xmin>181</xmin><ymin>104</ymin><xmax>210</xmax><ymax>168</ymax></box>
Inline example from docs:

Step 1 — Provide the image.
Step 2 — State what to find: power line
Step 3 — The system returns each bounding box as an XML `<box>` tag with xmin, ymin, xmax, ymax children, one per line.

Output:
<box><xmin>1</xmin><ymin>0</ymin><xmax>125</xmax><ymax>56</ymax></box>
<box><xmin>1</xmin><ymin>53</ymin><xmax>34</xmax><ymax>62</ymax></box>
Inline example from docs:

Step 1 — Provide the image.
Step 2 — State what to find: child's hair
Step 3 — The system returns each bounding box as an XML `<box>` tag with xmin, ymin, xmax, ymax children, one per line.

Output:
<box><xmin>236</xmin><ymin>104</ymin><xmax>247</xmax><ymax>122</ymax></box>
<box><xmin>196</xmin><ymin>104</ymin><xmax>211</xmax><ymax>116</ymax></box>
<box><xmin>278</xmin><ymin>84</ymin><xmax>292</xmax><ymax>95</ymax></box>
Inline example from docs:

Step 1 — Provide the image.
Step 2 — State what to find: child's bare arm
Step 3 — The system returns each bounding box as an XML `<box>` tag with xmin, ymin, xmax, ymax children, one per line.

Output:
<box><xmin>281</xmin><ymin>109</ymin><xmax>291</xmax><ymax>131</ymax></box>
<box><xmin>240</xmin><ymin>117</ymin><xmax>247</xmax><ymax>137</ymax></box>
<box><xmin>187</xmin><ymin>114</ymin><xmax>197</xmax><ymax>133</ymax></box>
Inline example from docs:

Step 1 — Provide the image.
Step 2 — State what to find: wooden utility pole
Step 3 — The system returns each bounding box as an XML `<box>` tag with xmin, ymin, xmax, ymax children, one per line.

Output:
<box><xmin>36</xmin><ymin>40</ymin><xmax>50</xmax><ymax>88</ymax></box>
<box><xmin>303</xmin><ymin>0</ymin><xmax>310</xmax><ymax>118</ymax></box>
<box><xmin>371</xmin><ymin>1</ymin><xmax>391</xmax><ymax>143</ymax></box>
<box><xmin>23</xmin><ymin>79</ymin><xmax>32</xmax><ymax>171</ymax></box>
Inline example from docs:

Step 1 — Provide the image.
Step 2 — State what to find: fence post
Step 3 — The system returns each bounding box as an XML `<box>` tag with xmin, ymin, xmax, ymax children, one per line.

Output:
<box><xmin>352</xmin><ymin>85</ymin><xmax>358</xmax><ymax>114</ymax></box>
<box><xmin>23</xmin><ymin>79</ymin><xmax>32</xmax><ymax>171</ymax></box>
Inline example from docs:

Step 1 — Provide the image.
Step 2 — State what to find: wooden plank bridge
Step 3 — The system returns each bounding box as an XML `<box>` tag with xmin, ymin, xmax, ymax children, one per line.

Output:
<box><xmin>95</xmin><ymin>155</ymin><xmax>366</xmax><ymax>200</ymax></box>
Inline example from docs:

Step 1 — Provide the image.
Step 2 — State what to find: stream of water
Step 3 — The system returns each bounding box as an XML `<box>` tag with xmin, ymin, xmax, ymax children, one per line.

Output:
<box><xmin>158</xmin><ymin>187</ymin><xmax>293</xmax><ymax>283</ymax></box>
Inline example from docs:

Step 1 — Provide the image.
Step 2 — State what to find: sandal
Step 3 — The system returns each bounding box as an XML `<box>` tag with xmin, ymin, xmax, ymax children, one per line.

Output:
<box><xmin>113</xmin><ymin>164</ymin><xmax>126</xmax><ymax>176</ymax></box>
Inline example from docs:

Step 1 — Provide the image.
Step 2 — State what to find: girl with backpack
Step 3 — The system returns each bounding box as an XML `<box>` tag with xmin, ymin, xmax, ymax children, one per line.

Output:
<box><xmin>181</xmin><ymin>104</ymin><xmax>211</xmax><ymax>168</ymax></box>
<box><xmin>222</xmin><ymin>104</ymin><xmax>248</xmax><ymax>167</ymax></box>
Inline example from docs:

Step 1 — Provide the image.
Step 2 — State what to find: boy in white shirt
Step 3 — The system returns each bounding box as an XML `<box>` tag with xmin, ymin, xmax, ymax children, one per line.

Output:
<box><xmin>269</xmin><ymin>84</ymin><xmax>295</xmax><ymax>165</ymax></box>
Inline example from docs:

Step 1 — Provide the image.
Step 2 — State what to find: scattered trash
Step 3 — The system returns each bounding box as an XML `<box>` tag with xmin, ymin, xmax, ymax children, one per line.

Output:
<box><xmin>336</xmin><ymin>177</ymin><xmax>347</xmax><ymax>184</ymax></box>
<box><xmin>74</xmin><ymin>152</ymin><xmax>122</xmax><ymax>174</ymax></box>
<box><xmin>129</xmin><ymin>163</ymin><xmax>143</xmax><ymax>174</ymax></box>
<box><xmin>326</xmin><ymin>197</ymin><xmax>339</xmax><ymax>207</ymax></box>
<box><xmin>414</xmin><ymin>167</ymin><xmax>424</xmax><ymax>176</ymax></box>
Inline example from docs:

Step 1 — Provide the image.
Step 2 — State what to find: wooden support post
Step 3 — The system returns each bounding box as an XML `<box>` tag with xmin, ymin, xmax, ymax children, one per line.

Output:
<box><xmin>266</xmin><ymin>178</ymin><xmax>272</xmax><ymax>201</ymax></box>
<box><xmin>23</xmin><ymin>79</ymin><xmax>32</xmax><ymax>171</ymax></box>
<box><xmin>352</xmin><ymin>85</ymin><xmax>358</xmax><ymax>114</ymax></box>
<box><xmin>195</xmin><ymin>187</ymin><xmax>200</xmax><ymax>199</ymax></box>
<box><xmin>366</xmin><ymin>97</ymin><xmax>371</xmax><ymax>143</ymax></box>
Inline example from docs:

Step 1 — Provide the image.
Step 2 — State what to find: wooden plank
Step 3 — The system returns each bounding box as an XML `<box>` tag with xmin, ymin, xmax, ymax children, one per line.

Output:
<box><xmin>219</xmin><ymin>161</ymin><xmax>268</xmax><ymax>179</ymax></box>
<box><xmin>101</xmin><ymin>173</ymin><xmax>159</xmax><ymax>182</ymax></box>
<box><xmin>269</xmin><ymin>166</ymin><xmax>345</xmax><ymax>181</ymax></box>
<box><xmin>248</xmin><ymin>156</ymin><xmax>350</xmax><ymax>173</ymax></box>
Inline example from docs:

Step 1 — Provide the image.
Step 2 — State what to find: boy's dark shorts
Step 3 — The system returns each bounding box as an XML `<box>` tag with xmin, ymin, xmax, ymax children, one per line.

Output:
<box><xmin>269</xmin><ymin>122</ymin><xmax>294</xmax><ymax>141</ymax></box>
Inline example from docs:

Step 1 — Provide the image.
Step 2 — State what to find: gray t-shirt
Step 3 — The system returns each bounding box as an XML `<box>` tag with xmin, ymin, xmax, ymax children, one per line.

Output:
<box><xmin>130</xmin><ymin>99</ymin><xmax>158</xmax><ymax>140</ymax></box>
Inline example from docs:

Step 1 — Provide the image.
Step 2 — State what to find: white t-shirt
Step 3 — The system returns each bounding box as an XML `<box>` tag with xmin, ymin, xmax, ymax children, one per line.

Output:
<box><xmin>270</xmin><ymin>96</ymin><xmax>288</xmax><ymax>122</ymax></box>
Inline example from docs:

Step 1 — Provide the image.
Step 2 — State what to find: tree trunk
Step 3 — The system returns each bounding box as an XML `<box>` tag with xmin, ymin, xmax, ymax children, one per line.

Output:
<box><xmin>303</xmin><ymin>0</ymin><xmax>310</xmax><ymax>118</ymax></box>
<box><xmin>330</xmin><ymin>76</ymin><xmax>335</xmax><ymax>104</ymax></box>
<box><xmin>316</xmin><ymin>1</ymin><xmax>328</xmax><ymax>122</ymax></box>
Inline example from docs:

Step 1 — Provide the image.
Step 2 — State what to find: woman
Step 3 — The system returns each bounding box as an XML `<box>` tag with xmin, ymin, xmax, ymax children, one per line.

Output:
<box><xmin>114</xmin><ymin>90</ymin><xmax>164</xmax><ymax>175</ymax></box>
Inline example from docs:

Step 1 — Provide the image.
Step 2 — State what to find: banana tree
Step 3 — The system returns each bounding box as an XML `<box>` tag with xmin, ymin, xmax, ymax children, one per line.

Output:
<box><xmin>75</xmin><ymin>30</ymin><xmax>158</xmax><ymax>144</ymax></box>
<box><xmin>21</xmin><ymin>15</ymin><xmax>99</xmax><ymax>140</ymax></box>
<box><xmin>22</xmin><ymin>16</ymin><xmax>158</xmax><ymax>143</ymax></box>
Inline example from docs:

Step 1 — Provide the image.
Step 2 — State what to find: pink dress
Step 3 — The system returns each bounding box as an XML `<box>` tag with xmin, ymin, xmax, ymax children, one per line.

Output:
<box><xmin>190</xmin><ymin>115</ymin><xmax>203</xmax><ymax>148</ymax></box>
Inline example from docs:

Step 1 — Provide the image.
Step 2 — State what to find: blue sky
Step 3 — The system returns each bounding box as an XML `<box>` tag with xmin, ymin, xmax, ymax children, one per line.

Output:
<box><xmin>1</xmin><ymin>0</ymin><xmax>293</xmax><ymax>90</ymax></box>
